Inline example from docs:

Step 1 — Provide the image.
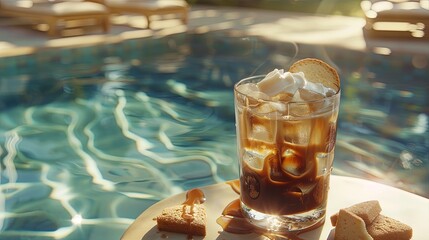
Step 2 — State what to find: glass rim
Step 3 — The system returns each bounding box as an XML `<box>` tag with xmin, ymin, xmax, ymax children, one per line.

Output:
<box><xmin>234</xmin><ymin>75</ymin><xmax>341</xmax><ymax>104</ymax></box>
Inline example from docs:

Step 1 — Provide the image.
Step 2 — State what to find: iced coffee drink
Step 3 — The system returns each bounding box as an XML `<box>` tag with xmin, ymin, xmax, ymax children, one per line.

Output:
<box><xmin>234</xmin><ymin>58</ymin><xmax>340</xmax><ymax>232</ymax></box>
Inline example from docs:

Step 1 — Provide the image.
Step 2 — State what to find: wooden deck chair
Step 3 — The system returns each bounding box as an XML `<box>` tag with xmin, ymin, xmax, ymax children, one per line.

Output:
<box><xmin>0</xmin><ymin>0</ymin><xmax>110</xmax><ymax>36</ymax></box>
<box><xmin>361</xmin><ymin>0</ymin><xmax>429</xmax><ymax>39</ymax></box>
<box><xmin>102</xmin><ymin>0</ymin><xmax>189</xmax><ymax>28</ymax></box>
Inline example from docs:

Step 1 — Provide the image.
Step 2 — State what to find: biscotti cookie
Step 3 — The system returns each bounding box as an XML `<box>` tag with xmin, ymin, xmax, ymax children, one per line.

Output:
<box><xmin>334</xmin><ymin>209</ymin><xmax>373</xmax><ymax>240</ymax></box>
<box><xmin>331</xmin><ymin>200</ymin><xmax>412</xmax><ymax>240</ymax></box>
<box><xmin>289</xmin><ymin>58</ymin><xmax>340</xmax><ymax>91</ymax></box>
<box><xmin>331</xmin><ymin>200</ymin><xmax>382</xmax><ymax>226</ymax></box>
<box><xmin>156</xmin><ymin>204</ymin><xmax>206</xmax><ymax>236</ymax></box>
<box><xmin>367</xmin><ymin>214</ymin><xmax>412</xmax><ymax>240</ymax></box>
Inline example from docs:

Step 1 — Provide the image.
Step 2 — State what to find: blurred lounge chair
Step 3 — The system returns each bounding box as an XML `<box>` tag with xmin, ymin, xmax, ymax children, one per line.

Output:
<box><xmin>361</xmin><ymin>0</ymin><xmax>429</xmax><ymax>39</ymax></box>
<box><xmin>0</xmin><ymin>0</ymin><xmax>110</xmax><ymax>36</ymax></box>
<box><xmin>100</xmin><ymin>0</ymin><xmax>189</xmax><ymax>28</ymax></box>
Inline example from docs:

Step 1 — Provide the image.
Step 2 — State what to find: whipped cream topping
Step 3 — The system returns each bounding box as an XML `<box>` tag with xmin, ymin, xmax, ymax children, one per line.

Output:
<box><xmin>256</xmin><ymin>69</ymin><xmax>335</xmax><ymax>99</ymax></box>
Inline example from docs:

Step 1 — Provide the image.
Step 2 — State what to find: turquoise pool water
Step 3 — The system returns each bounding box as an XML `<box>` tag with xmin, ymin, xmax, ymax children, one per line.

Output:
<box><xmin>0</xmin><ymin>32</ymin><xmax>428</xmax><ymax>239</ymax></box>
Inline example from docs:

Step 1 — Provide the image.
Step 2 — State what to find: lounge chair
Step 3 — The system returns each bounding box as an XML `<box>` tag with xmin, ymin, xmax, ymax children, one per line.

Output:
<box><xmin>101</xmin><ymin>0</ymin><xmax>189</xmax><ymax>28</ymax></box>
<box><xmin>0</xmin><ymin>0</ymin><xmax>110</xmax><ymax>36</ymax></box>
<box><xmin>361</xmin><ymin>0</ymin><xmax>429</xmax><ymax>39</ymax></box>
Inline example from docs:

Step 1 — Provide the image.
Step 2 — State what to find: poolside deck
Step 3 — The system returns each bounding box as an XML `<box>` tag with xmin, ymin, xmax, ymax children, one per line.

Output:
<box><xmin>0</xmin><ymin>4</ymin><xmax>368</xmax><ymax>57</ymax></box>
<box><xmin>3</xmin><ymin>4</ymin><xmax>428</xmax><ymax>58</ymax></box>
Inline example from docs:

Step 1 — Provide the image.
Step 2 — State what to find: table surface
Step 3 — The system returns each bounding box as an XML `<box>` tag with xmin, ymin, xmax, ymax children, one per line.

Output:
<box><xmin>122</xmin><ymin>175</ymin><xmax>429</xmax><ymax>240</ymax></box>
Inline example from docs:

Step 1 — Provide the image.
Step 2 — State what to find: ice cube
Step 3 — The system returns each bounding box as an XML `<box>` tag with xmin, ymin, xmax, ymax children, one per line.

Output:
<box><xmin>290</xmin><ymin>103</ymin><xmax>312</xmax><ymax>117</ymax></box>
<box><xmin>283</xmin><ymin>179</ymin><xmax>323</xmax><ymax>203</ymax></box>
<box><xmin>303</xmin><ymin>81</ymin><xmax>325</xmax><ymax>95</ymax></box>
<box><xmin>301</xmin><ymin>79</ymin><xmax>338</xmax><ymax>98</ymax></box>
<box><xmin>281</xmin><ymin>149</ymin><xmax>306</xmax><ymax>177</ymax></box>
<box><xmin>257</xmin><ymin>69</ymin><xmax>295</xmax><ymax>96</ymax></box>
<box><xmin>289</xmin><ymin>92</ymin><xmax>313</xmax><ymax>116</ymax></box>
<box><xmin>272</xmin><ymin>92</ymin><xmax>294</xmax><ymax>102</ymax></box>
<box><xmin>251</xmin><ymin>124</ymin><xmax>272</xmax><ymax>142</ymax></box>
<box><xmin>250</xmin><ymin>119</ymin><xmax>280</xmax><ymax>143</ymax></box>
<box><xmin>294</xmin><ymin>181</ymin><xmax>318</xmax><ymax>195</ymax></box>
<box><xmin>236</xmin><ymin>82</ymin><xmax>259</xmax><ymax>95</ymax></box>
<box><xmin>283</xmin><ymin>119</ymin><xmax>311</xmax><ymax>144</ymax></box>
<box><xmin>237</xmin><ymin>83</ymin><xmax>270</xmax><ymax>100</ymax></box>
<box><xmin>297</xmin><ymin>88</ymin><xmax>325</xmax><ymax>101</ymax></box>
<box><xmin>236</xmin><ymin>83</ymin><xmax>269</xmax><ymax>106</ymax></box>
<box><xmin>242</xmin><ymin>148</ymin><xmax>269</xmax><ymax>171</ymax></box>
<box><xmin>291</xmin><ymin>90</ymin><xmax>303</xmax><ymax>102</ymax></box>
<box><xmin>251</xmin><ymin>91</ymin><xmax>270</xmax><ymax>101</ymax></box>
<box><xmin>255</xmin><ymin>102</ymin><xmax>286</xmax><ymax>114</ymax></box>
<box><xmin>315</xmin><ymin>152</ymin><xmax>330</xmax><ymax>175</ymax></box>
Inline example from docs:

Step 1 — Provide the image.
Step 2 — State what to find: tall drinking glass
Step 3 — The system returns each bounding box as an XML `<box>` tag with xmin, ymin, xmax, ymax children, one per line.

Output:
<box><xmin>234</xmin><ymin>74</ymin><xmax>340</xmax><ymax>232</ymax></box>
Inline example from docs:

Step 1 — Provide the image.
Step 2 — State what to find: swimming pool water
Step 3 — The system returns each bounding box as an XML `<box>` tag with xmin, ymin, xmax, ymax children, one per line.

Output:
<box><xmin>0</xmin><ymin>31</ymin><xmax>428</xmax><ymax>239</ymax></box>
